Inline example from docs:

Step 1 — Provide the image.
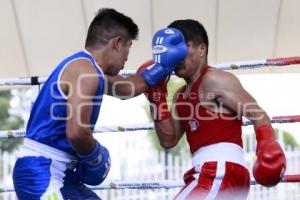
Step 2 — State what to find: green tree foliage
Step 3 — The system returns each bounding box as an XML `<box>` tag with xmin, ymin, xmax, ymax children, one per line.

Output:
<box><xmin>244</xmin><ymin>129</ymin><xmax>299</xmax><ymax>152</ymax></box>
<box><xmin>0</xmin><ymin>90</ymin><xmax>24</xmax><ymax>153</ymax></box>
<box><xmin>275</xmin><ymin>129</ymin><xmax>299</xmax><ymax>149</ymax></box>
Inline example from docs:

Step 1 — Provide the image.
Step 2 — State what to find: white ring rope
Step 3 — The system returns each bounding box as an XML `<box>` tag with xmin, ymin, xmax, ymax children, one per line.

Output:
<box><xmin>0</xmin><ymin>115</ymin><xmax>299</xmax><ymax>139</ymax></box>
<box><xmin>1</xmin><ymin>175</ymin><xmax>300</xmax><ymax>193</ymax></box>
<box><xmin>214</xmin><ymin>57</ymin><xmax>300</xmax><ymax>70</ymax></box>
<box><xmin>0</xmin><ymin>56</ymin><xmax>299</xmax><ymax>86</ymax></box>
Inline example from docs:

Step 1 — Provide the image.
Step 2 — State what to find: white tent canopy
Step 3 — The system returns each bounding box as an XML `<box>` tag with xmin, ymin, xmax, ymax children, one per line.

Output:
<box><xmin>1</xmin><ymin>0</ymin><xmax>300</xmax><ymax>78</ymax></box>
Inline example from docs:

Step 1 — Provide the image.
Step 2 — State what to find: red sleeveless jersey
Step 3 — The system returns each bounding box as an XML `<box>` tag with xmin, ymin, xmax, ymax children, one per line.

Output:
<box><xmin>175</xmin><ymin>67</ymin><xmax>243</xmax><ymax>154</ymax></box>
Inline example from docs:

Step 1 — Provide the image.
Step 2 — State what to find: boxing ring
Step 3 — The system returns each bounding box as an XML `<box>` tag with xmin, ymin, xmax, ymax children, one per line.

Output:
<box><xmin>1</xmin><ymin>56</ymin><xmax>300</xmax><ymax>199</ymax></box>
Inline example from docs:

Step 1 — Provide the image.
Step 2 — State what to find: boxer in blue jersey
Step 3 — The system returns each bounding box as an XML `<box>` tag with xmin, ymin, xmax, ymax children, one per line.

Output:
<box><xmin>12</xmin><ymin>8</ymin><xmax>187</xmax><ymax>200</ymax></box>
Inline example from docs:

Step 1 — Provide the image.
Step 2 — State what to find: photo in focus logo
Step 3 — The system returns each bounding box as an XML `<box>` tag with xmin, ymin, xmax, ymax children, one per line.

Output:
<box><xmin>152</xmin><ymin>45</ymin><xmax>168</xmax><ymax>54</ymax></box>
<box><xmin>188</xmin><ymin>119</ymin><xmax>199</xmax><ymax>132</ymax></box>
<box><xmin>164</xmin><ymin>29</ymin><xmax>175</xmax><ymax>34</ymax></box>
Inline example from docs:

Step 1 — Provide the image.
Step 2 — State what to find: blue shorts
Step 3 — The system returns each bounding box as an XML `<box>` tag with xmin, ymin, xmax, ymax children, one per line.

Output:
<box><xmin>12</xmin><ymin>139</ymin><xmax>101</xmax><ymax>200</ymax></box>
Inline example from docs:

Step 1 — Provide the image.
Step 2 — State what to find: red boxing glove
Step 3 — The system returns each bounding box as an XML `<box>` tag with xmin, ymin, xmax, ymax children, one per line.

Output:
<box><xmin>137</xmin><ymin>60</ymin><xmax>170</xmax><ymax>121</ymax></box>
<box><xmin>253</xmin><ymin>124</ymin><xmax>286</xmax><ymax>187</ymax></box>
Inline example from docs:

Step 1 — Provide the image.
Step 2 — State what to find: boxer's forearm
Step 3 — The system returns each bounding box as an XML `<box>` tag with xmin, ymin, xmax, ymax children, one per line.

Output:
<box><xmin>244</xmin><ymin>107</ymin><xmax>271</xmax><ymax>130</ymax></box>
<box><xmin>106</xmin><ymin>74</ymin><xmax>149</xmax><ymax>99</ymax></box>
<box><xmin>154</xmin><ymin>118</ymin><xmax>183</xmax><ymax>149</ymax></box>
<box><xmin>66</xmin><ymin>124</ymin><xmax>96</xmax><ymax>154</ymax></box>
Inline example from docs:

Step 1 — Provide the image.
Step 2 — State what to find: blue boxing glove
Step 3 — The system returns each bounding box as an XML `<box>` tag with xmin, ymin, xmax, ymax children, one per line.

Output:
<box><xmin>141</xmin><ymin>28</ymin><xmax>187</xmax><ymax>87</ymax></box>
<box><xmin>77</xmin><ymin>141</ymin><xmax>111</xmax><ymax>186</ymax></box>
<box><xmin>152</xmin><ymin>28</ymin><xmax>187</xmax><ymax>66</ymax></box>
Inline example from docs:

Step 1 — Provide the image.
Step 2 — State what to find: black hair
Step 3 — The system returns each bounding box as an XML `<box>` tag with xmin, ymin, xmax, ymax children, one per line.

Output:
<box><xmin>85</xmin><ymin>8</ymin><xmax>139</xmax><ymax>47</ymax></box>
<box><xmin>168</xmin><ymin>19</ymin><xmax>209</xmax><ymax>54</ymax></box>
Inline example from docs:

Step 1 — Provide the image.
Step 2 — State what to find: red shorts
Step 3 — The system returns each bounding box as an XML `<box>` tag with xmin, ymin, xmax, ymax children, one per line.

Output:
<box><xmin>174</xmin><ymin>161</ymin><xmax>250</xmax><ymax>200</ymax></box>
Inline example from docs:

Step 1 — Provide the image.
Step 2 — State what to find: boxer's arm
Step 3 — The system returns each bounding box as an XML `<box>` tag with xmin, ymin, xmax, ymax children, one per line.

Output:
<box><xmin>106</xmin><ymin>28</ymin><xmax>187</xmax><ymax>100</ymax></box>
<box><xmin>209</xmin><ymin>71</ymin><xmax>270</xmax><ymax>128</ymax></box>
<box><xmin>62</xmin><ymin>60</ymin><xmax>111</xmax><ymax>185</ymax></box>
<box><xmin>62</xmin><ymin>59</ymin><xmax>98</xmax><ymax>154</ymax></box>
<box><xmin>210</xmin><ymin>70</ymin><xmax>286</xmax><ymax>186</ymax></box>
<box><xmin>153</xmin><ymin>90</ymin><xmax>185</xmax><ymax>149</ymax></box>
<box><xmin>105</xmin><ymin>74</ymin><xmax>149</xmax><ymax>99</ymax></box>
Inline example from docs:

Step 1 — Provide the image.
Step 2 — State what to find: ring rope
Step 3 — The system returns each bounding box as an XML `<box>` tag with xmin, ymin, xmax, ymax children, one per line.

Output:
<box><xmin>0</xmin><ymin>56</ymin><xmax>299</xmax><ymax>86</ymax></box>
<box><xmin>0</xmin><ymin>115</ymin><xmax>299</xmax><ymax>139</ymax></box>
<box><xmin>214</xmin><ymin>57</ymin><xmax>300</xmax><ymax>70</ymax></box>
<box><xmin>1</xmin><ymin>175</ymin><xmax>300</xmax><ymax>193</ymax></box>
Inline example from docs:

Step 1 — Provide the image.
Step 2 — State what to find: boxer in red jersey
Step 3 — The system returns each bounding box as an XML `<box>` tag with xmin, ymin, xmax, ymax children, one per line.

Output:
<box><xmin>138</xmin><ymin>20</ymin><xmax>286</xmax><ymax>200</ymax></box>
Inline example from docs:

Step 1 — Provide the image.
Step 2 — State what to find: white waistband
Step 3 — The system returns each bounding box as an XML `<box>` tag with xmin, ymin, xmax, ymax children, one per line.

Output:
<box><xmin>192</xmin><ymin>142</ymin><xmax>246</xmax><ymax>168</ymax></box>
<box><xmin>21</xmin><ymin>138</ymin><xmax>76</xmax><ymax>163</ymax></box>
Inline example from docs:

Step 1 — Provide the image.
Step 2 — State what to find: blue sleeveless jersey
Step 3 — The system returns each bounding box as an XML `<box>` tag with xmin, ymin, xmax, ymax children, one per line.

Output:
<box><xmin>26</xmin><ymin>50</ymin><xmax>105</xmax><ymax>155</ymax></box>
